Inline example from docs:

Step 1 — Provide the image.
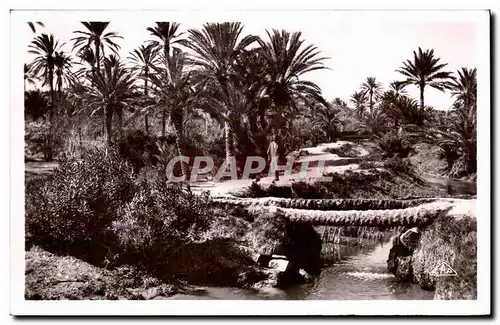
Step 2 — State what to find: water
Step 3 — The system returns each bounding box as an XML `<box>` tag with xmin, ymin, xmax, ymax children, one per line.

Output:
<box><xmin>167</xmin><ymin>239</ymin><xmax>434</xmax><ymax>300</ymax></box>
<box><xmin>422</xmin><ymin>175</ymin><xmax>477</xmax><ymax>196</ymax></box>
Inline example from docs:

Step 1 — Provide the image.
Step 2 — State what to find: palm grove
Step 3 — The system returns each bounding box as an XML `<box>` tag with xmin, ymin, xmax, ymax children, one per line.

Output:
<box><xmin>25</xmin><ymin>21</ymin><xmax>477</xmax><ymax>179</ymax></box>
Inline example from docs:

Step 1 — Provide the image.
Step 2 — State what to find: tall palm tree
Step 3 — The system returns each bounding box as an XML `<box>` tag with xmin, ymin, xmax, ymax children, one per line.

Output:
<box><xmin>147</xmin><ymin>22</ymin><xmax>183</xmax><ymax>59</ymax></box>
<box><xmin>148</xmin><ymin>49</ymin><xmax>198</xmax><ymax>180</ymax></box>
<box><xmin>85</xmin><ymin>57</ymin><xmax>136</xmax><ymax>145</ymax></box>
<box><xmin>360</xmin><ymin>77</ymin><xmax>383</xmax><ymax>113</ymax></box>
<box><xmin>147</xmin><ymin>22</ymin><xmax>183</xmax><ymax>135</ymax></box>
<box><xmin>53</xmin><ymin>51</ymin><xmax>73</xmax><ymax>94</ymax></box>
<box><xmin>27</xmin><ymin>22</ymin><xmax>44</xmax><ymax>34</ymax></box>
<box><xmin>446</xmin><ymin>67</ymin><xmax>477</xmax><ymax>118</ymax></box>
<box><xmin>128</xmin><ymin>43</ymin><xmax>159</xmax><ymax>133</ymax></box>
<box><xmin>28</xmin><ymin>33</ymin><xmax>63</xmax><ymax>118</ymax></box>
<box><xmin>350</xmin><ymin>91</ymin><xmax>368</xmax><ymax>118</ymax></box>
<box><xmin>184</xmin><ymin>22</ymin><xmax>259</xmax><ymax>162</ymax></box>
<box><xmin>397</xmin><ymin>47</ymin><xmax>452</xmax><ymax>110</ymax></box>
<box><xmin>258</xmin><ymin>29</ymin><xmax>328</xmax><ymax>155</ymax></box>
<box><xmin>72</xmin><ymin>22</ymin><xmax>122</xmax><ymax>77</ymax></box>
<box><xmin>74</xmin><ymin>46</ymin><xmax>97</xmax><ymax>82</ymax></box>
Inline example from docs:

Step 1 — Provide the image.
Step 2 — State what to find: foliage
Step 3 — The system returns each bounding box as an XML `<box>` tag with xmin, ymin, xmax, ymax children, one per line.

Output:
<box><xmin>25</xmin><ymin>90</ymin><xmax>50</xmax><ymax>121</ymax></box>
<box><xmin>323</xmin><ymin>143</ymin><xmax>359</xmax><ymax>158</ymax></box>
<box><xmin>375</xmin><ymin>131</ymin><xmax>414</xmax><ymax>158</ymax></box>
<box><xmin>397</xmin><ymin>47</ymin><xmax>452</xmax><ymax>109</ymax></box>
<box><xmin>117</xmin><ymin>130</ymin><xmax>160</xmax><ymax>173</ymax></box>
<box><xmin>25</xmin><ymin>147</ymin><xmax>136</xmax><ymax>255</ymax></box>
<box><xmin>383</xmin><ymin>156</ymin><xmax>414</xmax><ymax>175</ymax></box>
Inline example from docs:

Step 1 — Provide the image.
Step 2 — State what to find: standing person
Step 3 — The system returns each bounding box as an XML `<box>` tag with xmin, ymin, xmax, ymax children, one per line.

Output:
<box><xmin>267</xmin><ymin>135</ymin><xmax>280</xmax><ymax>181</ymax></box>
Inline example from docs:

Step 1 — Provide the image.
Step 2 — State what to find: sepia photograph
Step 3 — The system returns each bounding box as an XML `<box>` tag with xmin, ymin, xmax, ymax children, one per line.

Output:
<box><xmin>9</xmin><ymin>8</ymin><xmax>491</xmax><ymax>316</ymax></box>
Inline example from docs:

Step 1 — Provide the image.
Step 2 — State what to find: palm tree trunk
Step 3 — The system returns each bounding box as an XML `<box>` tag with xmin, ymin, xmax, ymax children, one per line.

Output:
<box><xmin>105</xmin><ymin>105</ymin><xmax>113</xmax><ymax>146</ymax></box>
<box><xmin>419</xmin><ymin>83</ymin><xmax>425</xmax><ymax>111</ymax></box>
<box><xmin>224</xmin><ymin>118</ymin><xmax>233</xmax><ymax>164</ymax></box>
<box><xmin>369</xmin><ymin>92</ymin><xmax>373</xmax><ymax>113</ymax></box>
<box><xmin>95</xmin><ymin>39</ymin><xmax>101</xmax><ymax>75</ymax></box>
<box><xmin>144</xmin><ymin>69</ymin><xmax>149</xmax><ymax>134</ymax></box>
<box><xmin>173</xmin><ymin>117</ymin><xmax>187</xmax><ymax>181</ymax></box>
<box><xmin>161</xmin><ymin>105</ymin><xmax>167</xmax><ymax>137</ymax></box>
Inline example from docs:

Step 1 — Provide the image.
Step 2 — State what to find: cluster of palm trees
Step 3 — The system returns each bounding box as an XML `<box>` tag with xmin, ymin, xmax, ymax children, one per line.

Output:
<box><xmin>25</xmin><ymin>21</ymin><xmax>330</xmax><ymax>176</ymax></box>
<box><xmin>25</xmin><ymin>22</ymin><xmax>477</xmax><ymax>177</ymax></box>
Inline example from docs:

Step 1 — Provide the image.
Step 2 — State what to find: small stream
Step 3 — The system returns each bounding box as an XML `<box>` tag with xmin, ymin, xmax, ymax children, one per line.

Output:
<box><xmin>168</xmin><ymin>239</ymin><xmax>434</xmax><ymax>300</ymax></box>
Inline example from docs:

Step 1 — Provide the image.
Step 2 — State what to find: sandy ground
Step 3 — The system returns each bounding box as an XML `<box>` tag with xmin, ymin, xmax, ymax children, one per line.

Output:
<box><xmin>191</xmin><ymin>141</ymin><xmax>371</xmax><ymax>196</ymax></box>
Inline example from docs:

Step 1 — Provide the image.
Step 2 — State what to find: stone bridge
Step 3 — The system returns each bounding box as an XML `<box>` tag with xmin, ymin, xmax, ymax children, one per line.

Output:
<box><xmin>212</xmin><ymin>196</ymin><xmax>464</xmax><ymax>228</ymax></box>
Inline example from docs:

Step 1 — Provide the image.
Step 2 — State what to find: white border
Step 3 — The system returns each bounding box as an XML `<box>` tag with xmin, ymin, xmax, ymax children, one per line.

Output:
<box><xmin>8</xmin><ymin>7</ymin><xmax>491</xmax><ymax>316</ymax></box>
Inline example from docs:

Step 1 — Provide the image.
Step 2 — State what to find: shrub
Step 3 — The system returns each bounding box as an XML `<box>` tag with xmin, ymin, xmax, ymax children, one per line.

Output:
<box><xmin>25</xmin><ymin>121</ymin><xmax>64</xmax><ymax>161</ymax></box>
<box><xmin>291</xmin><ymin>181</ymin><xmax>328</xmax><ymax>199</ymax></box>
<box><xmin>117</xmin><ymin>130</ymin><xmax>161</xmax><ymax>173</ymax></box>
<box><xmin>383</xmin><ymin>156</ymin><xmax>414</xmax><ymax>175</ymax></box>
<box><xmin>376</xmin><ymin>131</ymin><xmax>414</xmax><ymax>158</ymax></box>
<box><xmin>323</xmin><ymin>143</ymin><xmax>359</xmax><ymax>158</ymax></box>
<box><xmin>358</xmin><ymin>159</ymin><xmax>377</xmax><ymax>170</ymax></box>
<box><xmin>25</xmin><ymin>147</ymin><xmax>136</xmax><ymax>260</ymax></box>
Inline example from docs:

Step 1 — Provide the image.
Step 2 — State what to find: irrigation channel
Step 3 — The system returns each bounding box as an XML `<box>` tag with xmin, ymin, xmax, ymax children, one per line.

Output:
<box><xmin>166</xmin><ymin>178</ymin><xmax>476</xmax><ymax>300</ymax></box>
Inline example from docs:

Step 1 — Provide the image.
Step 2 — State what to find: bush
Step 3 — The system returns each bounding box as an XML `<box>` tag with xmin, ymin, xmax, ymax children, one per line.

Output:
<box><xmin>383</xmin><ymin>156</ymin><xmax>414</xmax><ymax>175</ymax></box>
<box><xmin>358</xmin><ymin>159</ymin><xmax>378</xmax><ymax>169</ymax></box>
<box><xmin>112</xmin><ymin>179</ymin><xmax>214</xmax><ymax>256</ymax></box>
<box><xmin>25</xmin><ymin>147</ymin><xmax>136</xmax><ymax>260</ymax></box>
<box><xmin>323</xmin><ymin>143</ymin><xmax>359</xmax><ymax>158</ymax></box>
<box><xmin>25</xmin><ymin>121</ymin><xmax>64</xmax><ymax>161</ymax></box>
<box><xmin>376</xmin><ymin>131</ymin><xmax>414</xmax><ymax>158</ymax></box>
<box><xmin>117</xmin><ymin>130</ymin><xmax>161</xmax><ymax>173</ymax></box>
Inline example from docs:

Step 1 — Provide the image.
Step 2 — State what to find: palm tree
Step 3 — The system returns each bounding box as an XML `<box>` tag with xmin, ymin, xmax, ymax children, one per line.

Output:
<box><xmin>258</xmin><ymin>29</ymin><xmax>328</xmax><ymax>155</ymax></box>
<box><xmin>85</xmin><ymin>57</ymin><xmax>136</xmax><ymax>145</ymax></box>
<box><xmin>388</xmin><ymin>81</ymin><xmax>408</xmax><ymax>98</ymax></box>
<box><xmin>28</xmin><ymin>33</ymin><xmax>63</xmax><ymax>118</ymax></box>
<box><xmin>53</xmin><ymin>51</ymin><xmax>73</xmax><ymax>95</ymax></box>
<box><xmin>72</xmin><ymin>22</ymin><xmax>122</xmax><ymax>77</ymax></box>
<box><xmin>356</xmin><ymin>108</ymin><xmax>388</xmax><ymax>138</ymax></box>
<box><xmin>397</xmin><ymin>47</ymin><xmax>452</xmax><ymax>110</ymax></box>
<box><xmin>184</xmin><ymin>22</ymin><xmax>259</xmax><ymax>162</ymax></box>
<box><xmin>446</xmin><ymin>67</ymin><xmax>477</xmax><ymax>117</ymax></box>
<box><xmin>74</xmin><ymin>46</ymin><xmax>97</xmax><ymax>82</ymax></box>
<box><xmin>147</xmin><ymin>22</ymin><xmax>183</xmax><ymax>59</ymax></box>
<box><xmin>147</xmin><ymin>22</ymin><xmax>183</xmax><ymax>136</ymax></box>
<box><xmin>25</xmin><ymin>90</ymin><xmax>50</xmax><ymax>121</ymax></box>
<box><xmin>128</xmin><ymin>43</ymin><xmax>159</xmax><ymax>133</ymax></box>
<box><xmin>383</xmin><ymin>95</ymin><xmax>429</xmax><ymax>128</ymax></box>
<box><xmin>309</xmin><ymin>103</ymin><xmax>342</xmax><ymax>141</ymax></box>
<box><xmin>27</xmin><ymin>22</ymin><xmax>44</xmax><ymax>33</ymax></box>
<box><xmin>350</xmin><ymin>91</ymin><xmax>368</xmax><ymax>118</ymax></box>
<box><xmin>360</xmin><ymin>77</ymin><xmax>383</xmax><ymax>113</ymax></box>
<box><xmin>24</xmin><ymin>64</ymin><xmax>38</xmax><ymax>90</ymax></box>
<box><xmin>148</xmin><ymin>49</ymin><xmax>199</xmax><ymax>180</ymax></box>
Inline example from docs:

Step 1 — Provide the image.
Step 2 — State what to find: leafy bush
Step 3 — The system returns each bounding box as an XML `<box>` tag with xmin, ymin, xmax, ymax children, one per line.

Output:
<box><xmin>25</xmin><ymin>121</ymin><xmax>64</xmax><ymax>161</ymax></box>
<box><xmin>25</xmin><ymin>147</ymin><xmax>136</xmax><ymax>260</ymax></box>
<box><xmin>383</xmin><ymin>156</ymin><xmax>414</xmax><ymax>175</ymax></box>
<box><xmin>291</xmin><ymin>181</ymin><xmax>328</xmax><ymax>199</ymax></box>
<box><xmin>323</xmin><ymin>143</ymin><xmax>359</xmax><ymax>158</ymax></box>
<box><xmin>376</xmin><ymin>131</ymin><xmax>414</xmax><ymax>158</ymax></box>
<box><xmin>117</xmin><ymin>130</ymin><xmax>160</xmax><ymax>173</ymax></box>
<box><xmin>112</xmin><ymin>178</ymin><xmax>214</xmax><ymax>257</ymax></box>
<box><xmin>358</xmin><ymin>159</ymin><xmax>378</xmax><ymax>169</ymax></box>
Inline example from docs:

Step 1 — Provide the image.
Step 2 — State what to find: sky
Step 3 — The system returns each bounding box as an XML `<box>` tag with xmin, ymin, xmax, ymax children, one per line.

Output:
<box><xmin>19</xmin><ymin>12</ymin><xmax>480</xmax><ymax>110</ymax></box>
